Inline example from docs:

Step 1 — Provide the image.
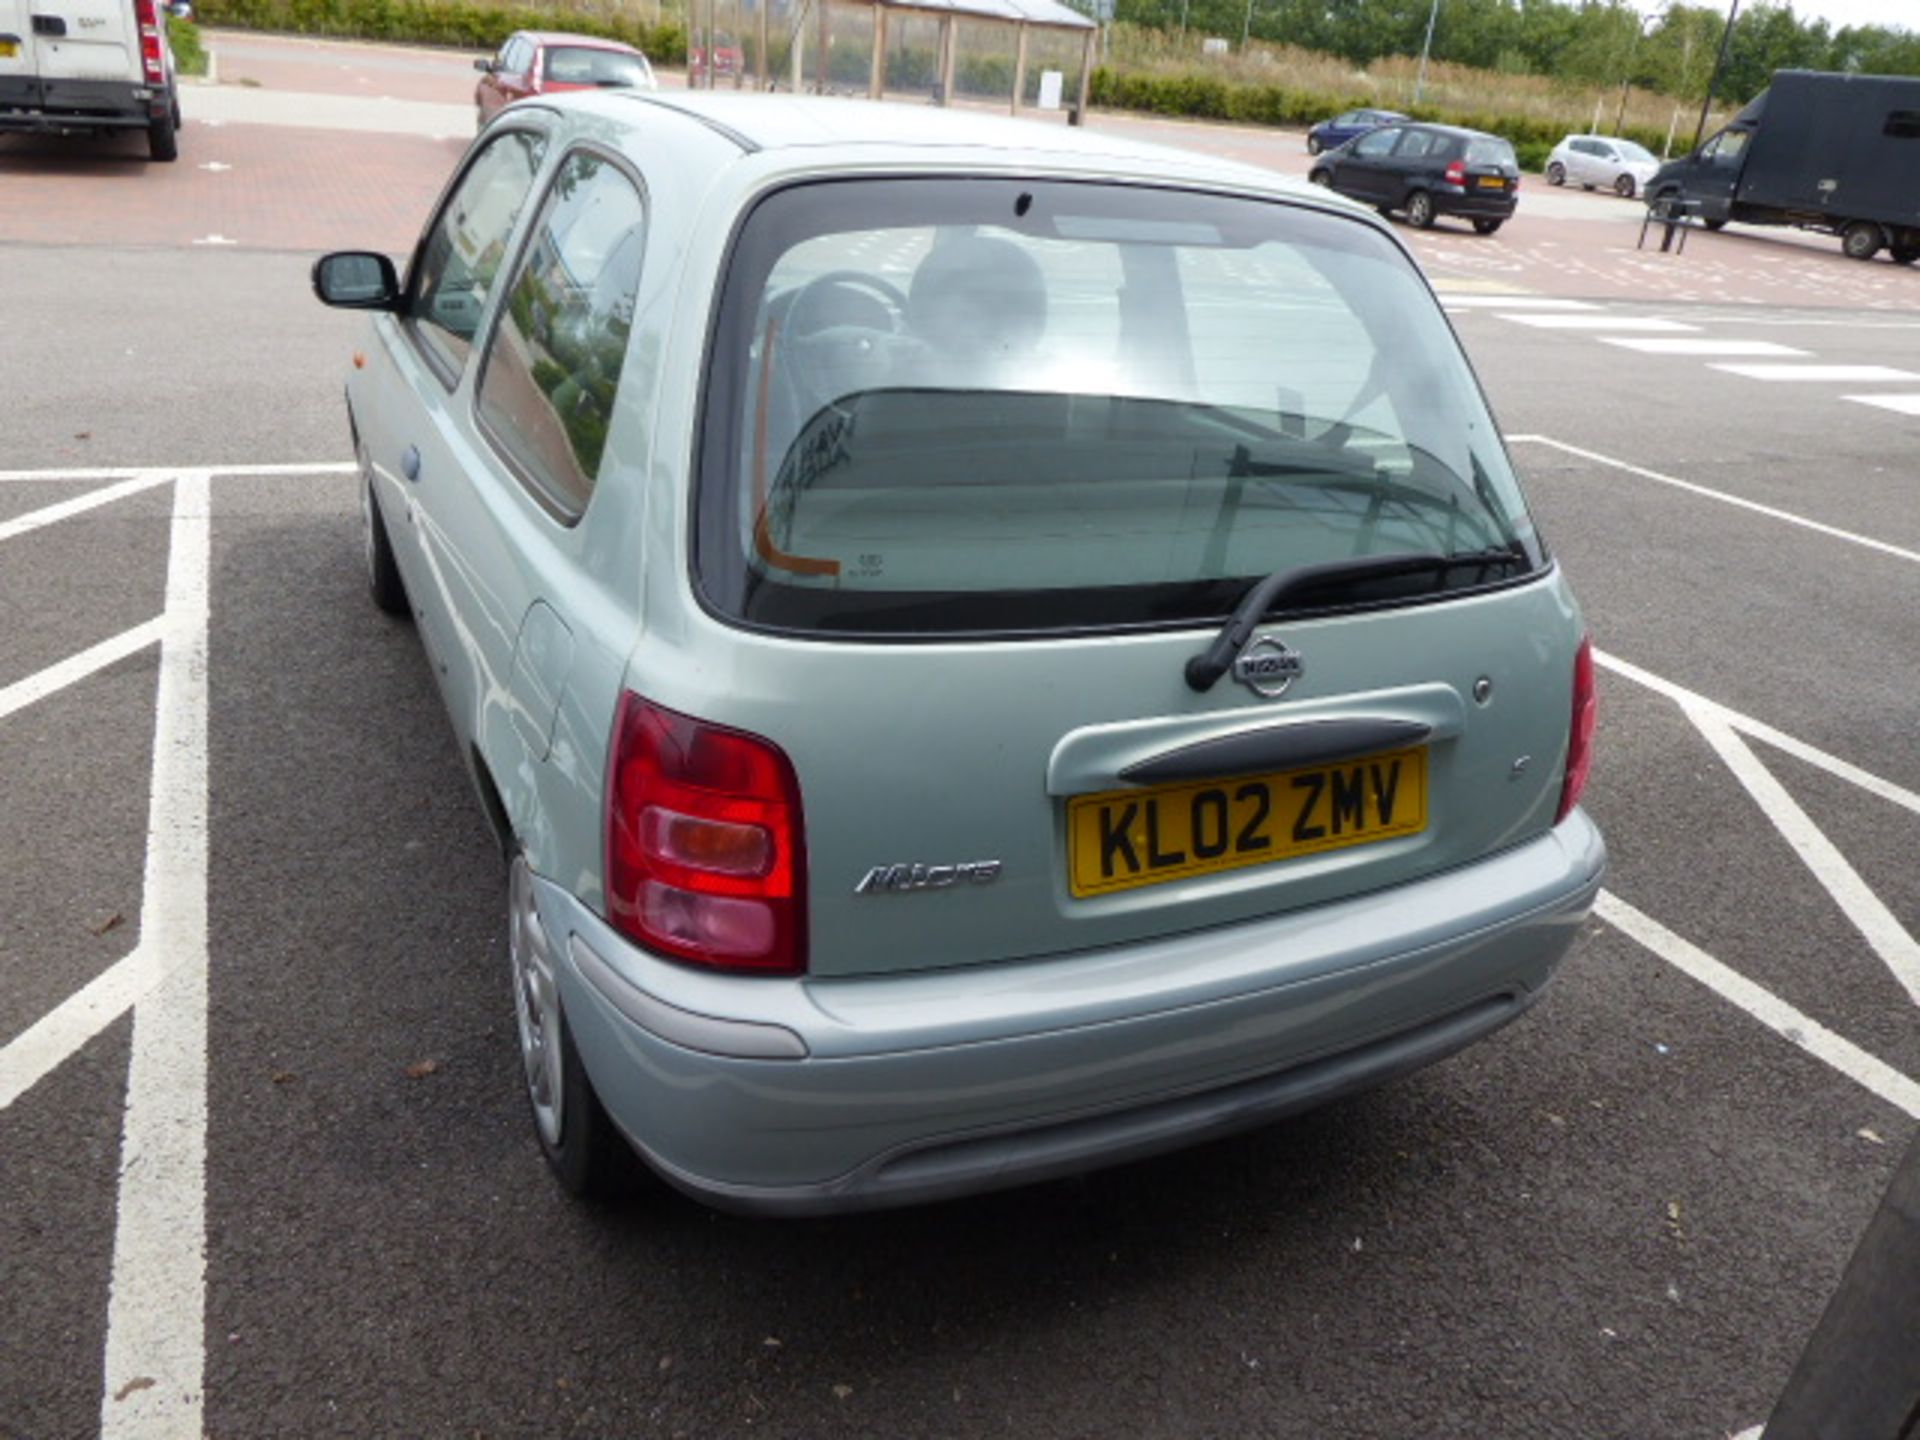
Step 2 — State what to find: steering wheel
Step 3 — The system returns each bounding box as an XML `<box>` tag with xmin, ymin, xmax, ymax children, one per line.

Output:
<box><xmin>778</xmin><ymin>270</ymin><xmax>910</xmax><ymax>421</ymax></box>
<box><xmin>783</xmin><ymin>270</ymin><xmax>908</xmax><ymax>342</ymax></box>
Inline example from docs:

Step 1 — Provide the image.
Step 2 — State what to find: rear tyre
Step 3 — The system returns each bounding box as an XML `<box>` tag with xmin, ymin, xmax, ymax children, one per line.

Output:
<box><xmin>1546</xmin><ymin>162</ymin><xmax>1565</xmax><ymax>186</ymax></box>
<box><xmin>1842</xmin><ymin>220</ymin><xmax>1883</xmax><ymax>261</ymax></box>
<box><xmin>1405</xmin><ymin>190</ymin><xmax>1436</xmax><ymax>230</ymax></box>
<box><xmin>147</xmin><ymin>108</ymin><xmax>178</xmax><ymax>162</ymax></box>
<box><xmin>509</xmin><ymin>852</ymin><xmax>629</xmax><ymax>1199</ymax></box>
<box><xmin>1472</xmin><ymin>218</ymin><xmax>1504</xmax><ymax>236</ymax></box>
<box><xmin>1613</xmin><ymin>174</ymin><xmax>1636</xmax><ymax>199</ymax></box>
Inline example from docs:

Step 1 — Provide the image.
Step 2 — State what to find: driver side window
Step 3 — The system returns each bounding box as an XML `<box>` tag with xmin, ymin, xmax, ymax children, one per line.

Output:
<box><xmin>407</xmin><ymin>128</ymin><xmax>548</xmax><ymax>384</ymax></box>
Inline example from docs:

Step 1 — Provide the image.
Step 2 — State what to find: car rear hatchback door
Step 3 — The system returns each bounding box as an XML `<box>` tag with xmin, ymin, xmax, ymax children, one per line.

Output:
<box><xmin>0</xmin><ymin>0</ymin><xmax>38</xmax><ymax>108</ymax></box>
<box><xmin>679</xmin><ymin>177</ymin><xmax>1582</xmax><ymax>982</ymax></box>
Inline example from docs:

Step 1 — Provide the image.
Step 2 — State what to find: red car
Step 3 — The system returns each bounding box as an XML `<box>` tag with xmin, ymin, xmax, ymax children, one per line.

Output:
<box><xmin>474</xmin><ymin>31</ymin><xmax>657</xmax><ymax>128</ymax></box>
<box><xmin>687</xmin><ymin>35</ymin><xmax>746</xmax><ymax>87</ymax></box>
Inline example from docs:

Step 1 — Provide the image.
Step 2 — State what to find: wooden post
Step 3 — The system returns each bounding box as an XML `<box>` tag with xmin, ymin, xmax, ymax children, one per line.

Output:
<box><xmin>817</xmin><ymin>0</ymin><xmax>830</xmax><ymax>93</ymax></box>
<box><xmin>937</xmin><ymin>14</ymin><xmax>956</xmax><ymax>106</ymax></box>
<box><xmin>1074</xmin><ymin>26</ymin><xmax>1093</xmax><ymax>125</ymax></box>
<box><xmin>757</xmin><ymin>0</ymin><xmax>770</xmax><ymax>89</ymax></box>
<box><xmin>869</xmin><ymin>3</ymin><xmax>887</xmax><ymax>99</ymax></box>
<box><xmin>1010</xmin><ymin>21</ymin><xmax>1028</xmax><ymax>115</ymax></box>
<box><xmin>790</xmin><ymin>1</ymin><xmax>804</xmax><ymax>92</ymax></box>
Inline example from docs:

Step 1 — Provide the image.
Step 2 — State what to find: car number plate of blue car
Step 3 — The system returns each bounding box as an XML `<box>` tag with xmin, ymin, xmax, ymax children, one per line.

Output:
<box><xmin>1067</xmin><ymin>747</ymin><xmax>1428</xmax><ymax>898</ymax></box>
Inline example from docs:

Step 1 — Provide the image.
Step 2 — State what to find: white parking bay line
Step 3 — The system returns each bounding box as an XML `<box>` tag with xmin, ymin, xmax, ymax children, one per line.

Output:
<box><xmin>1499</xmin><ymin>314</ymin><xmax>1700</xmax><ymax>332</ymax></box>
<box><xmin>1436</xmin><ymin>295</ymin><xmax>1600</xmax><ymax>310</ymax></box>
<box><xmin>1597</xmin><ymin>893</ymin><xmax>1920</xmax><ymax>1122</ymax></box>
<box><xmin>1601</xmin><ymin>338</ymin><xmax>1809</xmax><ymax>358</ymax></box>
<box><xmin>1844</xmin><ymin>394</ymin><xmax>1920</xmax><ymax>416</ymax></box>
<box><xmin>1509</xmin><ymin>436</ymin><xmax>1920</xmax><ymax>568</ymax></box>
<box><xmin>0</xmin><ymin>473</ymin><xmax>176</xmax><ymax>543</ymax></box>
<box><xmin>0</xmin><ymin>946</ymin><xmax>164</xmax><ymax>1111</ymax></box>
<box><xmin>99</xmin><ymin>472</ymin><xmax>210</xmax><ymax>1439</ymax></box>
<box><xmin>1711</xmin><ymin>363</ymin><xmax>1920</xmax><ymax>383</ymax></box>
<box><xmin>0</xmin><ymin>461</ymin><xmax>353</xmax><ymax>484</ymax></box>
<box><xmin>0</xmin><ymin>619</ymin><xmax>164</xmax><ymax>725</ymax></box>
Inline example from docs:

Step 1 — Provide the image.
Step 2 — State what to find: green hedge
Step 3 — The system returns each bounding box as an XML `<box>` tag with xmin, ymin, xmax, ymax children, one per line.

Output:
<box><xmin>168</xmin><ymin>16</ymin><xmax>209</xmax><ymax>75</ymax></box>
<box><xmin>1089</xmin><ymin>67</ymin><xmax>1671</xmax><ymax>171</ymax></box>
<box><xmin>191</xmin><ymin>0</ymin><xmax>686</xmax><ymax>64</ymax></box>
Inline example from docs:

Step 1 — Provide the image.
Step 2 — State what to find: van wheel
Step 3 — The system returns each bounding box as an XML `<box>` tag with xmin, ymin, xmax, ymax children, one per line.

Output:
<box><xmin>508</xmin><ymin>851</ymin><xmax>627</xmax><ymax>1198</ymax></box>
<box><xmin>1703</xmin><ymin>218</ymin><xmax>1727</xmax><ymax>232</ymax></box>
<box><xmin>147</xmin><ymin>108</ymin><xmax>178</xmax><ymax>162</ymax></box>
<box><xmin>1842</xmin><ymin>221</ymin><xmax>1883</xmax><ymax>260</ymax></box>
<box><xmin>1613</xmin><ymin>174</ymin><xmax>1636</xmax><ymax>198</ymax></box>
<box><xmin>1405</xmin><ymin>190</ymin><xmax>1436</xmax><ymax>230</ymax></box>
<box><xmin>1546</xmin><ymin>162</ymin><xmax>1565</xmax><ymax>186</ymax></box>
<box><xmin>1472</xmin><ymin>218</ymin><xmax>1503</xmax><ymax>236</ymax></box>
<box><xmin>1891</xmin><ymin>244</ymin><xmax>1919</xmax><ymax>266</ymax></box>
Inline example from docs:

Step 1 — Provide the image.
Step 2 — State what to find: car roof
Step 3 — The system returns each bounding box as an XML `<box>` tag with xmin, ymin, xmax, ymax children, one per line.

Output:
<box><xmin>1401</xmin><ymin>122</ymin><xmax>1503</xmax><ymax>140</ymax></box>
<box><xmin>514</xmin><ymin>30</ymin><xmax>645</xmax><ymax>52</ymax></box>
<box><xmin>587</xmin><ymin>91</ymin><xmax>1322</xmax><ymax>197</ymax></box>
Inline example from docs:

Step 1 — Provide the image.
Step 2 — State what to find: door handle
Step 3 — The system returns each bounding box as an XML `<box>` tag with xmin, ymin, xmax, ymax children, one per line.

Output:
<box><xmin>401</xmin><ymin>445</ymin><xmax>421</xmax><ymax>481</ymax></box>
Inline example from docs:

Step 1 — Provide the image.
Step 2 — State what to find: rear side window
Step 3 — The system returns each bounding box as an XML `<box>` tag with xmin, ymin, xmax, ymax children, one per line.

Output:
<box><xmin>476</xmin><ymin>149</ymin><xmax>646</xmax><ymax>518</ymax></box>
<box><xmin>407</xmin><ymin>129</ymin><xmax>548</xmax><ymax>384</ymax></box>
<box><xmin>544</xmin><ymin>46</ymin><xmax>651</xmax><ymax>87</ymax></box>
<box><xmin>1395</xmin><ymin>131</ymin><xmax>1436</xmax><ymax>158</ymax></box>
<box><xmin>694</xmin><ymin>179</ymin><xmax>1544</xmax><ymax>638</ymax></box>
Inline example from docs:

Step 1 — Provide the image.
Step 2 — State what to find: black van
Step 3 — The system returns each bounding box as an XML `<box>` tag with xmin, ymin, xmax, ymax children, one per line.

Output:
<box><xmin>1648</xmin><ymin>69</ymin><xmax>1920</xmax><ymax>263</ymax></box>
<box><xmin>1308</xmin><ymin>123</ymin><xmax>1520</xmax><ymax>235</ymax></box>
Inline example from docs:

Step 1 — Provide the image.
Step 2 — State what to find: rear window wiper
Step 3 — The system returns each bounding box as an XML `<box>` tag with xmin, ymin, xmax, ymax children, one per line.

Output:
<box><xmin>1185</xmin><ymin>546</ymin><xmax>1526</xmax><ymax>692</ymax></box>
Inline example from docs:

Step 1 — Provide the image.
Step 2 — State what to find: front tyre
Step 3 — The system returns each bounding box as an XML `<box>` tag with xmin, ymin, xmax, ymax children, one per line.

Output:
<box><xmin>147</xmin><ymin>107</ymin><xmax>178</xmax><ymax>161</ymax></box>
<box><xmin>360</xmin><ymin>472</ymin><xmax>411</xmax><ymax>617</ymax></box>
<box><xmin>1842</xmin><ymin>220</ymin><xmax>1883</xmax><ymax>261</ymax></box>
<box><xmin>1306</xmin><ymin>134</ymin><xmax>1322</xmax><ymax>155</ymax></box>
<box><xmin>1546</xmin><ymin>162</ymin><xmax>1566</xmax><ymax>186</ymax></box>
<box><xmin>1308</xmin><ymin>168</ymin><xmax>1331</xmax><ymax>187</ymax></box>
<box><xmin>509</xmin><ymin>852</ymin><xmax>627</xmax><ymax>1198</ymax></box>
<box><xmin>1405</xmin><ymin>190</ymin><xmax>1436</xmax><ymax>230</ymax></box>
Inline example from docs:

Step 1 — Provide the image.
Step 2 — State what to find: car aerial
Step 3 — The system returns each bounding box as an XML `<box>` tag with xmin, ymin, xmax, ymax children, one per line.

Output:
<box><xmin>473</xmin><ymin>31</ymin><xmax>655</xmax><ymax>129</ymax></box>
<box><xmin>0</xmin><ymin>0</ymin><xmax>192</xmax><ymax>160</ymax></box>
<box><xmin>1305</xmin><ymin>107</ymin><xmax>1407</xmax><ymax>155</ymax></box>
<box><xmin>1309</xmin><ymin>121</ymin><xmax>1521</xmax><ymax>234</ymax></box>
<box><xmin>1546</xmin><ymin>134</ymin><xmax>1661</xmax><ymax>198</ymax></box>
<box><xmin>310</xmin><ymin>92</ymin><xmax>1603</xmax><ymax>1215</ymax></box>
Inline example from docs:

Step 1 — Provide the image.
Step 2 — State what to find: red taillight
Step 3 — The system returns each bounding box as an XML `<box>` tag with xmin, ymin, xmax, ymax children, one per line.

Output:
<box><xmin>1557</xmin><ymin>637</ymin><xmax>1596</xmax><ymax>822</ymax></box>
<box><xmin>605</xmin><ymin>695</ymin><xmax>806</xmax><ymax>975</ymax></box>
<box><xmin>133</xmin><ymin>0</ymin><xmax>164</xmax><ymax>83</ymax></box>
<box><xmin>1444</xmin><ymin>159</ymin><xmax>1466</xmax><ymax>187</ymax></box>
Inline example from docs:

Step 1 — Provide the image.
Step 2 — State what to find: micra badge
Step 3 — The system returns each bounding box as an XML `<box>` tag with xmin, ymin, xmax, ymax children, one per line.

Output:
<box><xmin>855</xmin><ymin>861</ymin><xmax>1003</xmax><ymax>895</ymax></box>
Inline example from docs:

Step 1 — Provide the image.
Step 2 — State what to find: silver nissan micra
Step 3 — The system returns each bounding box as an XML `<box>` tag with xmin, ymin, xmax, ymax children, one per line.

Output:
<box><xmin>313</xmin><ymin>92</ymin><xmax>1604</xmax><ymax>1214</ymax></box>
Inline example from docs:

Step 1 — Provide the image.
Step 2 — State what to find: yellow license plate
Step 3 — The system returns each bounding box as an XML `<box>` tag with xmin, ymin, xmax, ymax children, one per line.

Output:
<box><xmin>1477</xmin><ymin>176</ymin><xmax>1507</xmax><ymax>189</ymax></box>
<box><xmin>0</xmin><ymin>39</ymin><xmax>18</xmax><ymax>57</ymax></box>
<box><xmin>1067</xmin><ymin>747</ymin><xmax>1427</xmax><ymax>898</ymax></box>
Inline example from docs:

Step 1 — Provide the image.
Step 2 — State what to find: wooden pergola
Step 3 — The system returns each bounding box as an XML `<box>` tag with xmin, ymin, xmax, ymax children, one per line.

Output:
<box><xmin>714</xmin><ymin>0</ymin><xmax>1100</xmax><ymax>122</ymax></box>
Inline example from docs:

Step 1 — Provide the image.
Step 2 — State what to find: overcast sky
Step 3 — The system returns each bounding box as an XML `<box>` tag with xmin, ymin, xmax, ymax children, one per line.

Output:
<box><xmin>1650</xmin><ymin>1</ymin><xmax>1920</xmax><ymax>34</ymax></box>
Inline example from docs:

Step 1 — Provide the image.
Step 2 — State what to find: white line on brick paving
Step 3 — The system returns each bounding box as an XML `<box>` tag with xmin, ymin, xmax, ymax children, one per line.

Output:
<box><xmin>1600</xmin><ymin>338</ymin><xmax>1808</xmax><ymax>357</ymax></box>
<box><xmin>1499</xmin><ymin>314</ymin><xmax>1700</xmax><ymax>332</ymax></box>
<box><xmin>1437</xmin><ymin>295</ymin><xmax>1599</xmax><ymax>310</ymax></box>
<box><xmin>1843</xmin><ymin>394</ymin><xmax>1920</xmax><ymax>417</ymax></box>
<box><xmin>1711</xmin><ymin>363</ymin><xmax>1920</xmax><ymax>383</ymax></box>
<box><xmin>1509</xmin><ymin>435</ymin><xmax>1920</xmax><ymax>567</ymax></box>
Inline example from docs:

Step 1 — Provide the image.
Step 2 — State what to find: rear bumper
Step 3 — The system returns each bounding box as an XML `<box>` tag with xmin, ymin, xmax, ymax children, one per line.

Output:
<box><xmin>0</xmin><ymin>75</ymin><xmax>168</xmax><ymax>131</ymax></box>
<box><xmin>545</xmin><ymin>809</ymin><xmax>1605</xmax><ymax>1214</ymax></box>
<box><xmin>1433</xmin><ymin>185</ymin><xmax>1518</xmax><ymax>218</ymax></box>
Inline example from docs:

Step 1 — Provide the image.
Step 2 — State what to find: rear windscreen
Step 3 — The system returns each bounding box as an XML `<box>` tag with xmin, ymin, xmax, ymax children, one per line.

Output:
<box><xmin>695</xmin><ymin>178</ymin><xmax>1544</xmax><ymax>637</ymax></box>
<box><xmin>543</xmin><ymin>47</ymin><xmax>651</xmax><ymax>87</ymax></box>
<box><xmin>1465</xmin><ymin>137</ymin><xmax>1517</xmax><ymax>167</ymax></box>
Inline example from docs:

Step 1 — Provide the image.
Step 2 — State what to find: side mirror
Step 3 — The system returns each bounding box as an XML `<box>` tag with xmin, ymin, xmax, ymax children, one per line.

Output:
<box><xmin>474</xmin><ymin>57</ymin><xmax>496</xmax><ymax>73</ymax></box>
<box><xmin>311</xmin><ymin>251</ymin><xmax>401</xmax><ymax>311</ymax></box>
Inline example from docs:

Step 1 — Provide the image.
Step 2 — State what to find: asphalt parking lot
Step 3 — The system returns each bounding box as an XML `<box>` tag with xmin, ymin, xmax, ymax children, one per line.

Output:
<box><xmin>3</xmin><ymin>34</ymin><xmax>1917</xmax><ymax>1439</ymax></box>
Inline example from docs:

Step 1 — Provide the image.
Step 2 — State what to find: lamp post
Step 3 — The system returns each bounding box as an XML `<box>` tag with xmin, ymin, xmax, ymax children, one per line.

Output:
<box><xmin>1614</xmin><ymin>12</ymin><xmax>1656</xmax><ymax>135</ymax></box>
<box><xmin>1691</xmin><ymin>0</ymin><xmax>1741</xmax><ymax>151</ymax></box>
<box><xmin>1413</xmin><ymin>0</ymin><xmax>1441</xmax><ymax>106</ymax></box>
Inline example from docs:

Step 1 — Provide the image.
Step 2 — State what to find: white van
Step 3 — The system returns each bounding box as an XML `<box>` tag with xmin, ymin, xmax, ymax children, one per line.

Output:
<box><xmin>0</xmin><ymin>0</ymin><xmax>190</xmax><ymax>160</ymax></box>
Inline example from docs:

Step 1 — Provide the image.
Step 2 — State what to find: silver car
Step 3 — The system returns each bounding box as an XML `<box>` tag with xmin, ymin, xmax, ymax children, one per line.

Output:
<box><xmin>1546</xmin><ymin>134</ymin><xmax>1662</xmax><ymax>198</ymax></box>
<box><xmin>312</xmin><ymin>93</ymin><xmax>1605</xmax><ymax>1215</ymax></box>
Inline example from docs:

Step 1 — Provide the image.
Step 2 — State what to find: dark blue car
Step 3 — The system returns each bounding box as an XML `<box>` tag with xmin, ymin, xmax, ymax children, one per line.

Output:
<box><xmin>1306</xmin><ymin>108</ymin><xmax>1408</xmax><ymax>156</ymax></box>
